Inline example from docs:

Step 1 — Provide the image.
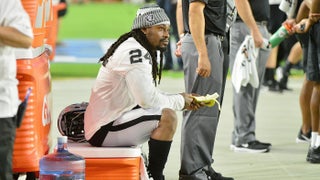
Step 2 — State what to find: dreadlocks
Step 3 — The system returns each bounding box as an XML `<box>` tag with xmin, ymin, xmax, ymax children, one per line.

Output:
<box><xmin>99</xmin><ymin>29</ymin><xmax>164</xmax><ymax>86</ymax></box>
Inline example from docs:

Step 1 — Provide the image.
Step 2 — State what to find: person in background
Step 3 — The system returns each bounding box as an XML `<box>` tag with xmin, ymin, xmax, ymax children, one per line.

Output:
<box><xmin>57</xmin><ymin>0</ymin><xmax>68</xmax><ymax>18</ymax></box>
<box><xmin>264</xmin><ymin>0</ymin><xmax>288</xmax><ymax>92</ymax></box>
<box><xmin>294</xmin><ymin>0</ymin><xmax>320</xmax><ymax>163</ymax></box>
<box><xmin>157</xmin><ymin>0</ymin><xmax>183</xmax><ymax>70</ymax></box>
<box><xmin>280</xmin><ymin>0</ymin><xmax>313</xmax><ymax>143</ymax></box>
<box><xmin>263</xmin><ymin>0</ymin><xmax>303</xmax><ymax>92</ymax></box>
<box><xmin>84</xmin><ymin>4</ymin><xmax>203</xmax><ymax>180</ymax></box>
<box><xmin>229</xmin><ymin>0</ymin><xmax>272</xmax><ymax>153</ymax></box>
<box><xmin>177</xmin><ymin>0</ymin><xmax>234</xmax><ymax>179</ymax></box>
<box><xmin>274</xmin><ymin>0</ymin><xmax>304</xmax><ymax>92</ymax></box>
<box><xmin>0</xmin><ymin>0</ymin><xmax>33</xmax><ymax>179</ymax></box>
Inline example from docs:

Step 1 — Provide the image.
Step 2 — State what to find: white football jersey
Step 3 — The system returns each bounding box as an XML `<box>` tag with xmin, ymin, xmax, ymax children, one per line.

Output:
<box><xmin>84</xmin><ymin>37</ymin><xmax>184</xmax><ymax>140</ymax></box>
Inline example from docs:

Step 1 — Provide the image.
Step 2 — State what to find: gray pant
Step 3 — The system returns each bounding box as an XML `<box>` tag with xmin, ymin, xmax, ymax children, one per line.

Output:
<box><xmin>229</xmin><ymin>22</ymin><xmax>271</xmax><ymax>146</ymax></box>
<box><xmin>0</xmin><ymin>117</ymin><xmax>16</xmax><ymax>180</ymax></box>
<box><xmin>180</xmin><ymin>33</ymin><xmax>224</xmax><ymax>179</ymax></box>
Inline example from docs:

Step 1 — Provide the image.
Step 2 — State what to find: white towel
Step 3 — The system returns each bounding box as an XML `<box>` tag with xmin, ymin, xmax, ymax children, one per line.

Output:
<box><xmin>231</xmin><ymin>35</ymin><xmax>260</xmax><ymax>93</ymax></box>
<box><xmin>279</xmin><ymin>0</ymin><xmax>298</xmax><ymax>18</ymax></box>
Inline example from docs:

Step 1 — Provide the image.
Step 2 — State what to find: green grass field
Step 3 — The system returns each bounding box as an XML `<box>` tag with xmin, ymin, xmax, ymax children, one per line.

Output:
<box><xmin>50</xmin><ymin>2</ymin><xmax>303</xmax><ymax>79</ymax></box>
<box><xmin>51</xmin><ymin>2</ymin><xmax>185</xmax><ymax>78</ymax></box>
<box><xmin>58</xmin><ymin>2</ymin><xmax>141</xmax><ymax>40</ymax></box>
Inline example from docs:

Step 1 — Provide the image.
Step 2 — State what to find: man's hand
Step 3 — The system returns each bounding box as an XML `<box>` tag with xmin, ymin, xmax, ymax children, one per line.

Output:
<box><xmin>283</xmin><ymin>19</ymin><xmax>296</xmax><ymax>35</ymax></box>
<box><xmin>175</xmin><ymin>40</ymin><xmax>182</xmax><ymax>57</ymax></box>
<box><xmin>197</xmin><ymin>54</ymin><xmax>211</xmax><ymax>77</ymax></box>
<box><xmin>251</xmin><ymin>29</ymin><xmax>265</xmax><ymax>48</ymax></box>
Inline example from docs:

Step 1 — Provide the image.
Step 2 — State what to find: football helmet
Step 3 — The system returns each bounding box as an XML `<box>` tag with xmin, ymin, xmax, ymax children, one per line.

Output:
<box><xmin>57</xmin><ymin>102</ymin><xmax>88</xmax><ymax>142</ymax></box>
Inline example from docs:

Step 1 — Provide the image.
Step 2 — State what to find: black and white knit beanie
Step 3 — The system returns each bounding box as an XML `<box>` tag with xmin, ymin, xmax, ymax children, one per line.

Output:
<box><xmin>131</xmin><ymin>4</ymin><xmax>170</xmax><ymax>30</ymax></box>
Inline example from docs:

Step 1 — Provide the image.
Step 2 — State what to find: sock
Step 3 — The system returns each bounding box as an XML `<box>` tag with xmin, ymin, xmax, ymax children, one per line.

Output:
<box><xmin>315</xmin><ymin>135</ymin><xmax>320</xmax><ymax>147</ymax></box>
<box><xmin>147</xmin><ymin>138</ymin><xmax>172</xmax><ymax>180</ymax></box>
<box><xmin>311</xmin><ymin>132</ymin><xmax>318</xmax><ymax>147</ymax></box>
<box><xmin>283</xmin><ymin>60</ymin><xmax>293</xmax><ymax>76</ymax></box>
<box><xmin>269</xmin><ymin>68</ymin><xmax>275</xmax><ymax>81</ymax></box>
<box><xmin>264</xmin><ymin>68</ymin><xmax>275</xmax><ymax>84</ymax></box>
<box><xmin>264</xmin><ymin>68</ymin><xmax>270</xmax><ymax>83</ymax></box>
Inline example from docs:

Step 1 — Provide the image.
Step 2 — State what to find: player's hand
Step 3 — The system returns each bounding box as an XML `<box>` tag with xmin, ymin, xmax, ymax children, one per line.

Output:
<box><xmin>180</xmin><ymin>93</ymin><xmax>202</xmax><ymax>111</ymax></box>
<box><xmin>192</xmin><ymin>93</ymin><xmax>221</xmax><ymax>110</ymax></box>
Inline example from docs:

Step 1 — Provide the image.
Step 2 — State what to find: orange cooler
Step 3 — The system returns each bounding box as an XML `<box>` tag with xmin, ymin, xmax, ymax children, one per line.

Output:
<box><xmin>68</xmin><ymin>142</ymin><xmax>142</xmax><ymax>180</ymax></box>
<box><xmin>13</xmin><ymin>48</ymin><xmax>52</xmax><ymax>173</ymax></box>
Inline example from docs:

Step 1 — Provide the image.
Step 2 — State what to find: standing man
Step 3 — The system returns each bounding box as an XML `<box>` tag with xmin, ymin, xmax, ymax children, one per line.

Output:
<box><xmin>0</xmin><ymin>0</ymin><xmax>33</xmax><ymax>179</ymax></box>
<box><xmin>178</xmin><ymin>0</ymin><xmax>234</xmax><ymax>179</ymax></box>
<box><xmin>229</xmin><ymin>0</ymin><xmax>272</xmax><ymax>153</ymax></box>
<box><xmin>157</xmin><ymin>0</ymin><xmax>183</xmax><ymax>70</ymax></box>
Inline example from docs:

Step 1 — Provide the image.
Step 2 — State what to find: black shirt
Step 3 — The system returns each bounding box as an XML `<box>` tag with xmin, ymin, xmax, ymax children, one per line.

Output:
<box><xmin>182</xmin><ymin>0</ymin><xmax>227</xmax><ymax>36</ymax></box>
<box><xmin>236</xmin><ymin>0</ymin><xmax>270</xmax><ymax>22</ymax></box>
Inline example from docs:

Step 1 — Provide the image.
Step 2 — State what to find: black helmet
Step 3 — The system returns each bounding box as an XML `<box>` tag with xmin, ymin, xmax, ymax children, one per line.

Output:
<box><xmin>57</xmin><ymin>102</ymin><xmax>88</xmax><ymax>143</ymax></box>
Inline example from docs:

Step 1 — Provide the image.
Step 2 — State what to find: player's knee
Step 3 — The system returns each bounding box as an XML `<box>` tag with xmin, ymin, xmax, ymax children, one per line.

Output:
<box><xmin>160</xmin><ymin>108</ymin><xmax>177</xmax><ymax>133</ymax></box>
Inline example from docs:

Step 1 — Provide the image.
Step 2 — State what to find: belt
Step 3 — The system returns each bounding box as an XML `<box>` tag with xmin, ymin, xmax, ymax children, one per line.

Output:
<box><xmin>256</xmin><ymin>21</ymin><xmax>268</xmax><ymax>26</ymax></box>
<box><xmin>216</xmin><ymin>35</ymin><xmax>225</xmax><ymax>41</ymax></box>
<box><xmin>205</xmin><ymin>33</ymin><xmax>225</xmax><ymax>42</ymax></box>
<box><xmin>186</xmin><ymin>32</ymin><xmax>225</xmax><ymax>41</ymax></box>
<box><xmin>236</xmin><ymin>20</ymin><xmax>268</xmax><ymax>26</ymax></box>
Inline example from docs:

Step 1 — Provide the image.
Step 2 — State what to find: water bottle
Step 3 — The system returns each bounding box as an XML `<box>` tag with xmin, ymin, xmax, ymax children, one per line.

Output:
<box><xmin>269</xmin><ymin>23</ymin><xmax>292</xmax><ymax>48</ymax></box>
<box><xmin>39</xmin><ymin>136</ymin><xmax>85</xmax><ymax>180</ymax></box>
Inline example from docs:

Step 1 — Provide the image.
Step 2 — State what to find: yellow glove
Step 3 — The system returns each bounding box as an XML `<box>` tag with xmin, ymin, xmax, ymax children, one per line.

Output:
<box><xmin>193</xmin><ymin>93</ymin><xmax>221</xmax><ymax>110</ymax></box>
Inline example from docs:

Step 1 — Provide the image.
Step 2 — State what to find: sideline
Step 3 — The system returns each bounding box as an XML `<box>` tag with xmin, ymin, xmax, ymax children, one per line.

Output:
<box><xmin>54</xmin><ymin>39</ymin><xmax>115</xmax><ymax>63</ymax></box>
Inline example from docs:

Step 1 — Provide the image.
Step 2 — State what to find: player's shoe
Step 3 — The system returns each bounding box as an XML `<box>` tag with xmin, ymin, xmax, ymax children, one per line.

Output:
<box><xmin>296</xmin><ymin>128</ymin><xmax>311</xmax><ymax>143</ymax></box>
<box><xmin>204</xmin><ymin>167</ymin><xmax>234</xmax><ymax>180</ymax></box>
<box><xmin>308</xmin><ymin>146</ymin><xmax>320</xmax><ymax>163</ymax></box>
<box><xmin>232</xmin><ymin>140</ymin><xmax>271</xmax><ymax>153</ymax></box>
